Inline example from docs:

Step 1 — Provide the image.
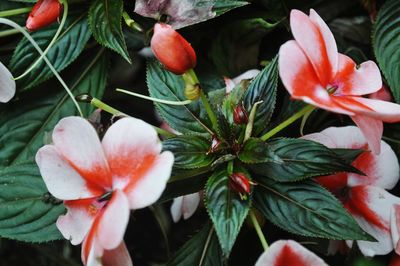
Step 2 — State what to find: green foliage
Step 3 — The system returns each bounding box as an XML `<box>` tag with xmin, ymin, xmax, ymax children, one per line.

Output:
<box><xmin>238</xmin><ymin>138</ymin><xmax>280</xmax><ymax>164</ymax></box>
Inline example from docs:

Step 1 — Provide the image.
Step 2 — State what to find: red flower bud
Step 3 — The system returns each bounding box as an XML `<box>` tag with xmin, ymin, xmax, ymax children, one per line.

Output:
<box><xmin>26</xmin><ymin>0</ymin><xmax>62</xmax><ymax>32</ymax></box>
<box><xmin>229</xmin><ymin>172</ymin><xmax>251</xmax><ymax>195</ymax></box>
<box><xmin>233</xmin><ymin>104</ymin><xmax>248</xmax><ymax>124</ymax></box>
<box><xmin>150</xmin><ymin>23</ymin><xmax>197</xmax><ymax>75</ymax></box>
<box><xmin>208</xmin><ymin>135</ymin><xmax>222</xmax><ymax>154</ymax></box>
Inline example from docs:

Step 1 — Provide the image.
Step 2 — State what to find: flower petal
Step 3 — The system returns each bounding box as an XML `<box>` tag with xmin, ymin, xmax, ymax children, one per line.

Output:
<box><xmin>0</xmin><ymin>61</ymin><xmax>16</xmax><ymax>103</ymax></box>
<box><xmin>278</xmin><ymin>40</ymin><xmax>353</xmax><ymax>115</ymax></box>
<box><xmin>101</xmin><ymin>117</ymin><xmax>174</xmax><ymax>209</ymax></box>
<box><xmin>255</xmin><ymin>240</ymin><xmax>327</xmax><ymax>266</ymax></box>
<box><xmin>102</xmin><ymin>241</ymin><xmax>133</xmax><ymax>266</ymax></box>
<box><xmin>334</xmin><ymin>54</ymin><xmax>382</xmax><ymax>95</ymax></box>
<box><xmin>351</xmin><ymin>115</ymin><xmax>383</xmax><ymax>154</ymax></box>
<box><xmin>36</xmin><ymin>145</ymin><xmax>103</xmax><ymax>200</ymax></box>
<box><xmin>97</xmin><ymin>190</ymin><xmax>130</xmax><ymax>250</ymax></box>
<box><xmin>391</xmin><ymin>204</ymin><xmax>400</xmax><ymax>255</ymax></box>
<box><xmin>290</xmin><ymin>9</ymin><xmax>337</xmax><ymax>86</ymax></box>
<box><xmin>82</xmin><ymin>233</ymin><xmax>103</xmax><ymax>266</ymax></box>
<box><xmin>170</xmin><ymin>192</ymin><xmax>200</xmax><ymax>222</ymax></box>
<box><xmin>52</xmin><ymin>117</ymin><xmax>112</xmax><ymax>190</ymax></box>
<box><xmin>56</xmin><ymin>199</ymin><xmax>99</xmax><ymax>245</ymax></box>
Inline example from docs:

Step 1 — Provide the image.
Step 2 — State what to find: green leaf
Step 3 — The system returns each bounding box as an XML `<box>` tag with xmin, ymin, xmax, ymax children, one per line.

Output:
<box><xmin>373</xmin><ymin>0</ymin><xmax>400</xmax><ymax>103</ymax></box>
<box><xmin>212</xmin><ymin>0</ymin><xmax>249</xmax><ymax>16</ymax></box>
<box><xmin>332</xmin><ymin>148</ymin><xmax>365</xmax><ymax>164</ymax></box>
<box><xmin>162</xmin><ymin>136</ymin><xmax>215</xmax><ymax>169</ymax></box>
<box><xmin>250</xmin><ymin>138</ymin><xmax>362</xmax><ymax>182</ymax></box>
<box><xmin>205</xmin><ymin>169</ymin><xmax>250</xmax><ymax>257</ymax></box>
<box><xmin>254</xmin><ymin>178</ymin><xmax>374</xmax><ymax>241</ymax></box>
<box><xmin>10</xmin><ymin>15</ymin><xmax>92</xmax><ymax>91</ymax></box>
<box><xmin>158</xmin><ymin>175</ymin><xmax>206</xmax><ymax>203</ymax></box>
<box><xmin>147</xmin><ymin>61</ymin><xmax>211</xmax><ymax>137</ymax></box>
<box><xmin>243</xmin><ymin>57</ymin><xmax>278</xmax><ymax>135</ymax></box>
<box><xmin>89</xmin><ymin>0</ymin><xmax>130</xmax><ymax>63</ymax></box>
<box><xmin>238</xmin><ymin>138</ymin><xmax>281</xmax><ymax>164</ymax></box>
<box><xmin>0</xmin><ymin>49</ymin><xmax>109</xmax><ymax>167</ymax></box>
<box><xmin>168</xmin><ymin>223</ymin><xmax>223</xmax><ymax>266</ymax></box>
<box><xmin>211</xmin><ymin>18</ymin><xmax>278</xmax><ymax>76</ymax></box>
<box><xmin>221</xmin><ymin>80</ymin><xmax>248</xmax><ymax>124</ymax></box>
<box><xmin>0</xmin><ymin>163</ymin><xmax>65</xmax><ymax>242</ymax></box>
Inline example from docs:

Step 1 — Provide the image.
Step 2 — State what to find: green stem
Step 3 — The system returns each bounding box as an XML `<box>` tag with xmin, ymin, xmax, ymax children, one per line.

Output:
<box><xmin>15</xmin><ymin>1</ymin><xmax>69</xmax><ymax>81</ymax></box>
<box><xmin>117</xmin><ymin>88</ymin><xmax>193</xmax><ymax>106</ymax></box>
<box><xmin>227</xmin><ymin>160</ymin><xmax>233</xmax><ymax>175</ymax></box>
<box><xmin>0</xmin><ymin>28</ymin><xmax>20</xmax><ymax>37</ymax></box>
<box><xmin>244</xmin><ymin>100</ymin><xmax>263</xmax><ymax>142</ymax></box>
<box><xmin>200</xmin><ymin>89</ymin><xmax>219</xmax><ymax>131</ymax></box>
<box><xmin>250</xmin><ymin>210</ymin><xmax>268</xmax><ymax>251</ymax></box>
<box><xmin>122</xmin><ymin>11</ymin><xmax>143</xmax><ymax>32</ymax></box>
<box><xmin>0</xmin><ymin>7</ymin><xmax>32</xmax><ymax>18</ymax></box>
<box><xmin>261</xmin><ymin>105</ymin><xmax>315</xmax><ymax>141</ymax></box>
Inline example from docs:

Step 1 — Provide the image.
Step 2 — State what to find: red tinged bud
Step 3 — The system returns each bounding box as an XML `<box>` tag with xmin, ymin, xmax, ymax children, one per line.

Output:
<box><xmin>208</xmin><ymin>135</ymin><xmax>222</xmax><ymax>154</ymax></box>
<box><xmin>26</xmin><ymin>0</ymin><xmax>62</xmax><ymax>32</ymax></box>
<box><xmin>233</xmin><ymin>104</ymin><xmax>248</xmax><ymax>124</ymax></box>
<box><xmin>229</xmin><ymin>172</ymin><xmax>251</xmax><ymax>195</ymax></box>
<box><xmin>150</xmin><ymin>23</ymin><xmax>197</xmax><ymax>75</ymax></box>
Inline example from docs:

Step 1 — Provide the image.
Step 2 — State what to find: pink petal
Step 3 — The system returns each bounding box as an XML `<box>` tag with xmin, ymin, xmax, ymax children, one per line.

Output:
<box><xmin>391</xmin><ymin>204</ymin><xmax>400</xmax><ymax>255</ymax></box>
<box><xmin>278</xmin><ymin>40</ymin><xmax>353</xmax><ymax>115</ymax></box>
<box><xmin>255</xmin><ymin>240</ymin><xmax>327</xmax><ymax>266</ymax></box>
<box><xmin>346</xmin><ymin>186</ymin><xmax>400</xmax><ymax>256</ymax></box>
<box><xmin>82</xmin><ymin>233</ymin><xmax>103</xmax><ymax>266</ymax></box>
<box><xmin>333</xmin><ymin>54</ymin><xmax>382</xmax><ymax>96</ymax></box>
<box><xmin>52</xmin><ymin>117</ymin><xmax>112</xmax><ymax>190</ymax></box>
<box><xmin>351</xmin><ymin>115</ymin><xmax>383</xmax><ymax>154</ymax></box>
<box><xmin>97</xmin><ymin>190</ymin><xmax>130</xmax><ymax>250</ymax></box>
<box><xmin>101</xmin><ymin>117</ymin><xmax>174</xmax><ymax>209</ymax></box>
<box><xmin>290</xmin><ymin>9</ymin><xmax>337</xmax><ymax>86</ymax></box>
<box><xmin>170</xmin><ymin>192</ymin><xmax>200</xmax><ymax>222</ymax></box>
<box><xmin>56</xmin><ymin>199</ymin><xmax>100</xmax><ymax>245</ymax></box>
<box><xmin>0</xmin><ymin>61</ymin><xmax>16</xmax><ymax>103</ymax></box>
<box><xmin>369</xmin><ymin>85</ymin><xmax>393</xmax><ymax>102</ymax></box>
<box><xmin>102</xmin><ymin>241</ymin><xmax>133</xmax><ymax>266</ymax></box>
<box><xmin>36</xmin><ymin>145</ymin><xmax>103</xmax><ymax>200</ymax></box>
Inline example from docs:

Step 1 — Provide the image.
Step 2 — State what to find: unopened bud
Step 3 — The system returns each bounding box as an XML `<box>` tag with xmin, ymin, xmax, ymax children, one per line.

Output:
<box><xmin>233</xmin><ymin>104</ymin><xmax>248</xmax><ymax>124</ymax></box>
<box><xmin>229</xmin><ymin>172</ymin><xmax>251</xmax><ymax>196</ymax></box>
<box><xmin>208</xmin><ymin>135</ymin><xmax>222</xmax><ymax>154</ymax></box>
<box><xmin>26</xmin><ymin>0</ymin><xmax>62</xmax><ymax>32</ymax></box>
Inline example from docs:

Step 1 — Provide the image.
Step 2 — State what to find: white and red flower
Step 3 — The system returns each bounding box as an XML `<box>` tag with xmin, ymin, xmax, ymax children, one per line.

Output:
<box><xmin>0</xmin><ymin>61</ymin><xmax>16</xmax><ymax>103</ymax></box>
<box><xmin>255</xmin><ymin>240</ymin><xmax>327</xmax><ymax>266</ymax></box>
<box><xmin>279</xmin><ymin>9</ymin><xmax>400</xmax><ymax>154</ymax></box>
<box><xmin>170</xmin><ymin>192</ymin><xmax>201</xmax><ymax>222</ymax></box>
<box><xmin>36</xmin><ymin>117</ymin><xmax>174</xmax><ymax>265</ymax></box>
<box><xmin>303</xmin><ymin>126</ymin><xmax>400</xmax><ymax>256</ymax></box>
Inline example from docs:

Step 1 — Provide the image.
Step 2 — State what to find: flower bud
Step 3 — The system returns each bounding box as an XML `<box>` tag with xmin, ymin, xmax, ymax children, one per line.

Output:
<box><xmin>26</xmin><ymin>0</ymin><xmax>62</xmax><ymax>32</ymax></box>
<box><xmin>184</xmin><ymin>83</ymin><xmax>200</xmax><ymax>100</ymax></box>
<box><xmin>233</xmin><ymin>104</ymin><xmax>248</xmax><ymax>125</ymax></box>
<box><xmin>151</xmin><ymin>23</ymin><xmax>197</xmax><ymax>75</ymax></box>
<box><xmin>208</xmin><ymin>135</ymin><xmax>222</xmax><ymax>154</ymax></box>
<box><xmin>229</xmin><ymin>172</ymin><xmax>251</xmax><ymax>195</ymax></box>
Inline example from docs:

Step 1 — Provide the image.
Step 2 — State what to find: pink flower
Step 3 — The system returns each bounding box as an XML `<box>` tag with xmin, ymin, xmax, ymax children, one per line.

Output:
<box><xmin>170</xmin><ymin>192</ymin><xmax>200</xmax><ymax>222</ymax></box>
<box><xmin>0</xmin><ymin>61</ymin><xmax>16</xmax><ymax>103</ymax></box>
<box><xmin>279</xmin><ymin>9</ymin><xmax>400</xmax><ymax>154</ymax></box>
<box><xmin>255</xmin><ymin>240</ymin><xmax>327</xmax><ymax>266</ymax></box>
<box><xmin>303</xmin><ymin>126</ymin><xmax>400</xmax><ymax>256</ymax></box>
<box><xmin>36</xmin><ymin>117</ymin><xmax>174</xmax><ymax>265</ymax></box>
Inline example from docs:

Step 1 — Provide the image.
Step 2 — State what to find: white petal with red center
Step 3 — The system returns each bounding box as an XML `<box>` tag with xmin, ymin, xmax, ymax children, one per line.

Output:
<box><xmin>391</xmin><ymin>204</ymin><xmax>400</xmax><ymax>255</ymax></box>
<box><xmin>255</xmin><ymin>240</ymin><xmax>327</xmax><ymax>266</ymax></box>
<box><xmin>97</xmin><ymin>190</ymin><xmax>130</xmax><ymax>250</ymax></box>
<box><xmin>102</xmin><ymin>241</ymin><xmax>133</xmax><ymax>266</ymax></box>
<box><xmin>290</xmin><ymin>9</ymin><xmax>337</xmax><ymax>86</ymax></box>
<box><xmin>36</xmin><ymin>145</ymin><xmax>103</xmax><ymax>200</ymax></box>
<box><xmin>52</xmin><ymin>117</ymin><xmax>112</xmax><ymax>190</ymax></box>
<box><xmin>170</xmin><ymin>192</ymin><xmax>200</xmax><ymax>222</ymax></box>
<box><xmin>351</xmin><ymin>115</ymin><xmax>383</xmax><ymax>154</ymax></box>
<box><xmin>346</xmin><ymin>186</ymin><xmax>400</xmax><ymax>256</ymax></box>
<box><xmin>0</xmin><ymin>61</ymin><xmax>16</xmax><ymax>103</ymax></box>
<box><xmin>56</xmin><ymin>199</ymin><xmax>100</xmax><ymax>245</ymax></box>
<box><xmin>334</xmin><ymin>54</ymin><xmax>382</xmax><ymax>96</ymax></box>
<box><xmin>278</xmin><ymin>40</ymin><xmax>353</xmax><ymax>115</ymax></box>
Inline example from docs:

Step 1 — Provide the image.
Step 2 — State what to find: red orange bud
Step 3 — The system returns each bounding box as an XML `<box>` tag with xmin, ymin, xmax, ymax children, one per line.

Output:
<box><xmin>233</xmin><ymin>104</ymin><xmax>248</xmax><ymax>125</ymax></box>
<box><xmin>229</xmin><ymin>172</ymin><xmax>251</xmax><ymax>195</ymax></box>
<box><xmin>209</xmin><ymin>135</ymin><xmax>222</xmax><ymax>153</ymax></box>
<box><xmin>26</xmin><ymin>0</ymin><xmax>62</xmax><ymax>32</ymax></box>
<box><xmin>150</xmin><ymin>23</ymin><xmax>197</xmax><ymax>75</ymax></box>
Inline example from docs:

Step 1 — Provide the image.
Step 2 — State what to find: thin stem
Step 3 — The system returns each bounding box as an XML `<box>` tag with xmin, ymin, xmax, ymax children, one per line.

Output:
<box><xmin>0</xmin><ymin>7</ymin><xmax>32</xmax><ymax>18</ymax></box>
<box><xmin>382</xmin><ymin>136</ymin><xmax>400</xmax><ymax>145</ymax></box>
<box><xmin>122</xmin><ymin>11</ymin><xmax>143</xmax><ymax>32</ymax></box>
<box><xmin>0</xmin><ymin>18</ymin><xmax>83</xmax><ymax>116</ymax></box>
<box><xmin>261</xmin><ymin>105</ymin><xmax>315</xmax><ymax>141</ymax></box>
<box><xmin>117</xmin><ymin>88</ymin><xmax>193</xmax><ymax>106</ymax></box>
<box><xmin>249</xmin><ymin>210</ymin><xmax>268</xmax><ymax>251</ymax></box>
<box><xmin>0</xmin><ymin>28</ymin><xmax>20</xmax><ymax>37</ymax></box>
<box><xmin>15</xmin><ymin>1</ymin><xmax>69</xmax><ymax>80</ymax></box>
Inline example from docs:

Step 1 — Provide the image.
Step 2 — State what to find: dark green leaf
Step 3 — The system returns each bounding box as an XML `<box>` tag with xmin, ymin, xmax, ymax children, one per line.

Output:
<box><xmin>221</xmin><ymin>80</ymin><xmax>248</xmax><ymax>124</ymax></box>
<box><xmin>212</xmin><ymin>0</ymin><xmax>249</xmax><ymax>16</ymax></box>
<box><xmin>332</xmin><ymin>148</ymin><xmax>365</xmax><ymax>164</ymax></box>
<box><xmin>162</xmin><ymin>136</ymin><xmax>215</xmax><ymax>169</ymax></box>
<box><xmin>147</xmin><ymin>61</ymin><xmax>211</xmax><ymax>137</ymax></box>
<box><xmin>0</xmin><ymin>163</ymin><xmax>65</xmax><ymax>242</ymax></box>
<box><xmin>251</xmin><ymin>138</ymin><xmax>362</xmax><ymax>182</ymax></box>
<box><xmin>373</xmin><ymin>0</ymin><xmax>400</xmax><ymax>103</ymax></box>
<box><xmin>168</xmin><ymin>223</ymin><xmax>223</xmax><ymax>266</ymax></box>
<box><xmin>89</xmin><ymin>0</ymin><xmax>130</xmax><ymax>63</ymax></box>
<box><xmin>0</xmin><ymin>49</ymin><xmax>108</xmax><ymax>166</ymax></box>
<box><xmin>10</xmin><ymin>15</ymin><xmax>91</xmax><ymax>90</ymax></box>
<box><xmin>158</xmin><ymin>175</ymin><xmax>206</xmax><ymax>203</ymax></box>
<box><xmin>238</xmin><ymin>138</ymin><xmax>281</xmax><ymax>164</ymax></box>
<box><xmin>243</xmin><ymin>57</ymin><xmax>278</xmax><ymax>136</ymax></box>
<box><xmin>254</xmin><ymin>178</ymin><xmax>374</xmax><ymax>241</ymax></box>
<box><xmin>205</xmin><ymin>169</ymin><xmax>250</xmax><ymax>257</ymax></box>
